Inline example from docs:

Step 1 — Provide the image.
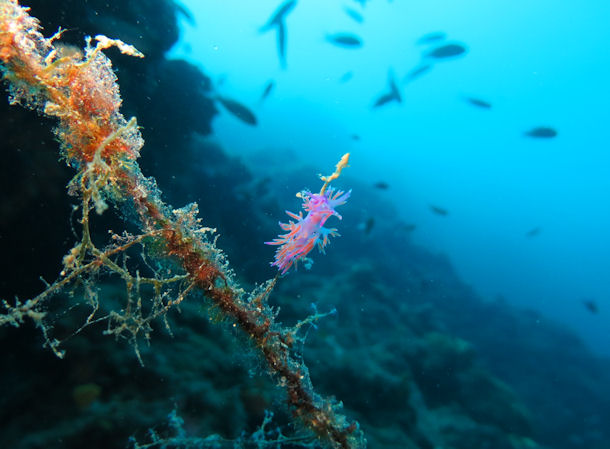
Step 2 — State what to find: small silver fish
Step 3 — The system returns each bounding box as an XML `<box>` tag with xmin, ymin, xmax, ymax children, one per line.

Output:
<box><xmin>429</xmin><ymin>205</ymin><xmax>448</xmax><ymax>216</ymax></box>
<box><xmin>327</xmin><ymin>33</ymin><xmax>363</xmax><ymax>48</ymax></box>
<box><xmin>216</xmin><ymin>96</ymin><xmax>258</xmax><ymax>126</ymax></box>
<box><xmin>583</xmin><ymin>299</ymin><xmax>599</xmax><ymax>314</ymax></box>
<box><xmin>465</xmin><ymin>97</ymin><xmax>492</xmax><ymax>109</ymax></box>
<box><xmin>416</xmin><ymin>31</ymin><xmax>447</xmax><ymax>45</ymax></box>
<box><xmin>277</xmin><ymin>20</ymin><xmax>287</xmax><ymax>68</ymax></box>
<box><xmin>260</xmin><ymin>0</ymin><xmax>297</xmax><ymax>68</ymax></box>
<box><xmin>260</xmin><ymin>0</ymin><xmax>298</xmax><ymax>31</ymax></box>
<box><xmin>260</xmin><ymin>80</ymin><xmax>275</xmax><ymax>101</ymax></box>
<box><xmin>404</xmin><ymin>64</ymin><xmax>433</xmax><ymax>83</ymax></box>
<box><xmin>344</xmin><ymin>6</ymin><xmax>364</xmax><ymax>23</ymax></box>
<box><xmin>524</xmin><ymin>127</ymin><xmax>557</xmax><ymax>138</ymax></box>
<box><xmin>426</xmin><ymin>43</ymin><xmax>467</xmax><ymax>59</ymax></box>
<box><xmin>525</xmin><ymin>227</ymin><xmax>541</xmax><ymax>237</ymax></box>
<box><xmin>373</xmin><ymin>181</ymin><xmax>389</xmax><ymax>190</ymax></box>
<box><xmin>373</xmin><ymin>71</ymin><xmax>401</xmax><ymax>108</ymax></box>
<box><xmin>339</xmin><ymin>71</ymin><xmax>354</xmax><ymax>83</ymax></box>
<box><xmin>401</xmin><ymin>223</ymin><xmax>416</xmax><ymax>232</ymax></box>
<box><xmin>357</xmin><ymin>217</ymin><xmax>375</xmax><ymax>235</ymax></box>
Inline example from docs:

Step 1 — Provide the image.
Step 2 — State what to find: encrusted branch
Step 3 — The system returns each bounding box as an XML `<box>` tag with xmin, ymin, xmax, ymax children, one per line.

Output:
<box><xmin>0</xmin><ymin>2</ymin><xmax>364</xmax><ymax>448</ymax></box>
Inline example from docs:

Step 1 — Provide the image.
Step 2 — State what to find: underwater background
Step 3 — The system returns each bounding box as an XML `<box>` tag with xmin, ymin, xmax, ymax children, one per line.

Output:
<box><xmin>1</xmin><ymin>1</ymin><xmax>609</xmax><ymax>449</ymax></box>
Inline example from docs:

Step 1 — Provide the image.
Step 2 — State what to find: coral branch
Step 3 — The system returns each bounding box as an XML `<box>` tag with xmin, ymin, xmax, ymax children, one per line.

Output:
<box><xmin>0</xmin><ymin>1</ymin><xmax>364</xmax><ymax>448</ymax></box>
<box><xmin>319</xmin><ymin>152</ymin><xmax>350</xmax><ymax>195</ymax></box>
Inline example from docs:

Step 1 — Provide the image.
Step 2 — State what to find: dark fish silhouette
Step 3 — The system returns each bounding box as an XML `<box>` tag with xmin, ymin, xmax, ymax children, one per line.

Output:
<box><xmin>374</xmin><ymin>181</ymin><xmax>389</xmax><ymax>190</ymax></box>
<box><xmin>426</xmin><ymin>43</ymin><xmax>467</xmax><ymax>59</ymax></box>
<box><xmin>254</xmin><ymin>176</ymin><xmax>271</xmax><ymax>196</ymax></box>
<box><xmin>235</xmin><ymin>176</ymin><xmax>272</xmax><ymax>201</ymax></box>
<box><xmin>216</xmin><ymin>74</ymin><xmax>228</xmax><ymax>87</ymax></box>
<box><xmin>344</xmin><ymin>6</ymin><xmax>364</xmax><ymax>23</ymax></box>
<box><xmin>351</xmin><ymin>134</ymin><xmax>360</xmax><ymax>141</ymax></box>
<box><xmin>373</xmin><ymin>71</ymin><xmax>402</xmax><ymax>108</ymax></box>
<box><xmin>525</xmin><ymin>227</ymin><xmax>541</xmax><ymax>238</ymax></box>
<box><xmin>261</xmin><ymin>80</ymin><xmax>275</xmax><ymax>101</ymax></box>
<box><xmin>362</xmin><ymin>217</ymin><xmax>375</xmax><ymax>235</ymax></box>
<box><xmin>465</xmin><ymin>97</ymin><xmax>492</xmax><ymax>109</ymax></box>
<box><xmin>175</xmin><ymin>3</ymin><xmax>196</xmax><ymax>26</ymax></box>
<box><xmin>583</xmin><ymin>299</ymin><xmax>599</xmax><ymax>314</ymax></box>
<box><xmin>260</xmin><ymin>0</ymin><xmax>297</xmax><ymax>68</ymax></box>
<box><xmin>339</xmin><ymin>71</ymin><xmax>354</xmax><ymax>83</ymax></box>
<box><xmin>524</xmin><ymin>127</ymin><xmax>557</xmax><ymax>138</ymax></box>
<box><xmin>327</xmin><ymin>33</ymin><xmax>363</xmax><ymax>48</ymax></box>
<box><xmin>404</xmin><ymin>64</ymin><xmax>432</xmax><ymax>83</ymax></box>
<box><xmin>277</xmin><ymin>20</ymin><xmax>287</xmax><ymax>68</ymax></box>
<box><xmin>260</xmin><ymin>0</ymin><xmax>297</xmax><ymax>31</ymax></box>
<box><xmin>401</xmin><ymin>223</ymin><xmax>417</xmax><ymax>232</ymax></box>
<box><xmin>417</xmin><ymin>31</ymin><xmax>447</xmax><ymax>45</ymax></box>
<box><xmin>216</xmin><ymin>96</ymin><xmax>258</xmax><ymax>126</ymax></box>
<box><xmin>373</xmin><ymin>92</ymin><xmax>398</xmax><ymax>108</ymax></box>
<box><xmin>429</xmin><ymin>205</ymin><xmax>448</xmax><ymax>216</ymax></box>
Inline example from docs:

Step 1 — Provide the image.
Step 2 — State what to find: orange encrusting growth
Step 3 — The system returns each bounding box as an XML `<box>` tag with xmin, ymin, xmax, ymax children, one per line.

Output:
<box><xmin>0</xmin><ymin>11</ymin><xmax>141</xmax><ymax>164</ymax></box>
<box><xmin>0</xmin><ymin>2</ymin><xmax>365</xmax><ymax>449</ymax></box>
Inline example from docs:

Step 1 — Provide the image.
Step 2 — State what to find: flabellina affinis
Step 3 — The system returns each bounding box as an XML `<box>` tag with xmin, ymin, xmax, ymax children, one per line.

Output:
<box><xmin>265</xmin><ymin>187</ymin><xmax>351</xmax><ymax>274</ymax></box>
<box><xmin>265</xmin><ymin>153</ymin><xmax>351</xmax><ymax>274</ymax></box>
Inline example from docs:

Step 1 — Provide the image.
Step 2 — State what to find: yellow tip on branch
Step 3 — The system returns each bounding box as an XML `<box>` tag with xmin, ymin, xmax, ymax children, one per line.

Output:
<box><xmin>319</xmin><ymin>152</ymin><xmax>350</xmax><ymax>195</ymax></box>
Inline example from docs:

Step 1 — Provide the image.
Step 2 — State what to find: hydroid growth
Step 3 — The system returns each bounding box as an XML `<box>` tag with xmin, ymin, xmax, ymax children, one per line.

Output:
<box><xmin>0</xmin><ymin>2</ymin><xmax>364</xmax><ymax>448</ymax></box>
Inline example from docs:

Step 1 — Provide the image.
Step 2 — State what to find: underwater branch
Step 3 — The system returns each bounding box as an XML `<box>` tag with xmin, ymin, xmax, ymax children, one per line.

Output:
<box><xmin>0</xmin><ymin>1</ymin><xmax>364</xmax><ymax>448</ymax></box>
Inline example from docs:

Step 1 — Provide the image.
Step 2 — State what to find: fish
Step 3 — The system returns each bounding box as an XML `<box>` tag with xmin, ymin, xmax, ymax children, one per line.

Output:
<box><xmin>260</xmin><ymin>0</ymin><xmax>297</xmax><ymax>68</ymax></box>
<box><xmin>357</xmin><ymin>217</ymin><xmax>375</xmax><ymax>235</ymax></box>
<box><xmin>235</xmin><ymin>176</ymin><xmax>272</xmax><ymax>201</ymax></box>
<box><xmin>260</xmin><ymin>80</ymin><xmax>275</xmax><ymax>101</ymax></box>
<box><xmin>339</xmin><ymin>71</ymin><xmax>354</xmax><ymax>83</ymax></box>
<box><xmin>373</xmin><ymin>92</ymin><xmax>398</xmax><ymax>108</ymax></box>
<box><xmin>216</xmin><ymin>74</ymin><xmax>228</xmax><ymax>86</ymax></box>
<box><xmin>344</xmin><ymin>6</ymin><xmax>364</xmax><ymax>23</ymax></box>
<box><xmin>583</xmin><ymin>299</ymin><xmax>599</xmax><ymax>314</ymax></box>
<box><xmin>351</xmin><ymin>134</ymin><xmax>360</xmax><ymax>141</ymax></box>
<box><xmin>524</xmin><ymin>127</ymin><xmax>557</xmax><ymax>138</ymax></box>
<box><xmin>216</xmin><ymin>96</ymin><xmax>258</xmax><ymax>126</ymax></box>
<box><xmin>175</xmin><ymin>3</ymin><xmax>196</xmax><ymax>26</ymax></box>
<box><xmin>401</xmin><ymin>223</ymin><xmax>417</xmax><ymax>232</ymax></box>
<box><xmin>327</xmin><ymin>33</ymin><xmax>363</xmax><ymax>48</ymax></box>
<box><xmin>277</xmin><ymin>20</ymin><xmax>287</xmax><ymax>68</ymax></box>
<box><xmin>426</xmin><ymin>43</ymin><xmax>467</xmax><ymax>59</ymax></box>
<box><xmin>429</xmin><ymin>205</ymin><xmax>448</xmax><ymax>216</ymax></box>
<box><xmin>525</xmin><ymin>227</ymin><xmax>541</xmax><ymax>237</ymax></box>
<box><xmin>404</xmin><ymin>64</ymin><xmax>432</xmax><ymax>83</ymax></box>
<box><xmin>373</xmin><ymin>71</ymin><xmax>402</xmax><ymax>108</ymax></box>
<box><xmin>373</xmin><ymin>181</ymin><xmax>389</xmax><ymax>189</ymax></box>
<box><xmin>389</xmin><ymin>74</ymin><xmax>401</xmax><ymax>100</ymax></box>
<box><xmin>254</xmin><ymin>176</ymin><xmax>271</xmax><ymax>196</ymax></box>
<box><xmin>417</xmin><ymin>31</ymin><xmax>447</xmax><ymax>45</ymax></box>
<box><xmin>465</xmin><ymin>97</ymin><xmax>492</xmax><ymax>109</ymax></box>
<box><xmin>260</xmin><ymin>0</ymin><xmax>297</xmax><ymax>31</ymax></box>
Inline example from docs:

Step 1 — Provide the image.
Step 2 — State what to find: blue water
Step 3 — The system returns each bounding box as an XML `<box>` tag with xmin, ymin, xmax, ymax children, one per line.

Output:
<box><xmin>170</xmin><ymin>0</ymin><xmax>610</xmax><ymax>355</ymax></box>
